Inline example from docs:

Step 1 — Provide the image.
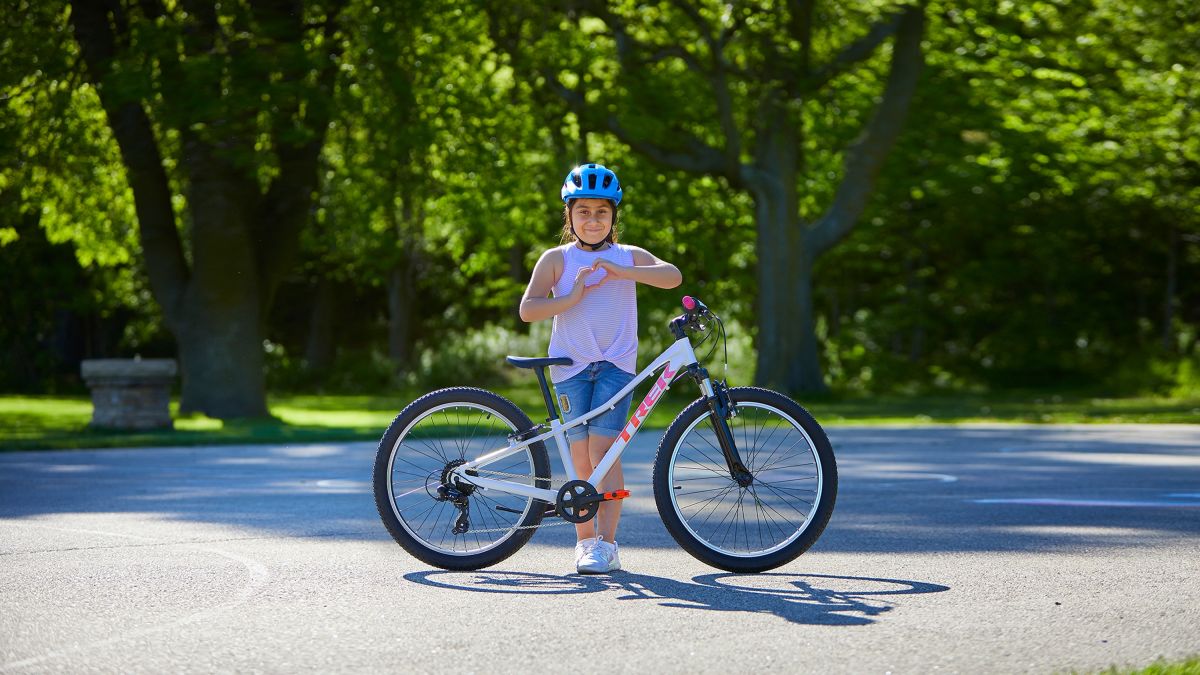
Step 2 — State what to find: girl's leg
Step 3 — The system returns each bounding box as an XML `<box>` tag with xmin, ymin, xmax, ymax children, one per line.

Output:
<box><xmin>570</xmin><ymin>436</ymin><xmax>597</xmax><ymax>541</ymax></box>
<box><xmin>589</xmin><ymin>434</ymin><xmax>622</xmax><ymax>542</ymax></box>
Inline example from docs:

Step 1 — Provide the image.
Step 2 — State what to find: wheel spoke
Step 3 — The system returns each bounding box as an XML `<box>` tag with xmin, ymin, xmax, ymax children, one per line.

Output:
<box><xmin>745</xmin><ymin>412</ymin><xmax>784</xmax><ymax>472</ymax></box>
<box><xmin>750</xmin><ymin>433</ymin><xmax>804</xmax><ymax>475</ymax></box>
<box><xmin>758</xmin><ymin>481</ymin><xmax>815</xmax><ymax>510</ymax></box>
<box><xmin>674</xmin><ymin>454</ymin><xmax>733</xmax><ymax>480</ymax></box>
<box><xmin>401</xmin><ymin>440</ymin><xmax>449</xmax><ymax>467</ymax></box>
<box><xmin>678</xmin><ymin>484</ymin><xmax>739</xmax><ymax>510</ymax></box>
<box><xmin>380</xmin><ymin>397</ymin><xmax>546</xmax><ymax>558</ymax></box>
<box><xmin>692</xmin><ymin>484</ymin><xmax>740</xmax><ymax>527</ymax></box>
<box><xmin>685</xmin><ymin>428</ymin><xmax>729</xmax><ymax>469</ymax></box>
<box><xmin>748</xmin><ymin>484</ymin><xmax>806</xmax><ymax>534</ymax></box>
<box><xmin>667</xmin><ymin>397</ymin><xmax>829</xmax><ymax>559</ymax></box>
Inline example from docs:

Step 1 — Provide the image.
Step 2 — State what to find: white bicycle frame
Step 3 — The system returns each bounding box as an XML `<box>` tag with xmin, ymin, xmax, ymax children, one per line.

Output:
<box><xmin>451</xmin><ymin>336</ymin><xmax>716</xmax><ymax>503</ymax></box>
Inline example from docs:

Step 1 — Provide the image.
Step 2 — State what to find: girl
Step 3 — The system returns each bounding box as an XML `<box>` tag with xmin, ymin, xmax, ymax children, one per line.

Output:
<box><xmin>519</xmin><ymin>163</ymin><xmax>682</xmax><ymax>574</ymax></box>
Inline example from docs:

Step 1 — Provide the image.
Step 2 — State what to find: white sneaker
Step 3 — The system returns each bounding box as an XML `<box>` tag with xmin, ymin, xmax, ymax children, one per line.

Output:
<box><xmin>576</xmin><ymin>536</ymin><xmax>621</xmax><ymax>574</ymax></box>
<box><xmin>575</xmin><ymin>537</ymin><xmax>600</xmax><ymax>573</ymax></box>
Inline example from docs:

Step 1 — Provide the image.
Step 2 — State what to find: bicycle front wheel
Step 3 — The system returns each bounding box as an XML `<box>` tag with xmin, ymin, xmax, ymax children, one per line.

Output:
<box><xmin>653</xmin><ymin>387</ymin><xmax>837</xmax><ymax>572</ymax></box>
<box><xmin>373</xmin><ymin>387</ymin><xmax>551</xmax><ymax>570</ymax></box>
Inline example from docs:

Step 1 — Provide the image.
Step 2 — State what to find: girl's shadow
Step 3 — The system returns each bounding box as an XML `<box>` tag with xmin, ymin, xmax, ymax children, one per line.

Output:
<box><xmin>403</xmin><ymin>570</ymin><xmax>950</xmax><ymax>626</ymax></box>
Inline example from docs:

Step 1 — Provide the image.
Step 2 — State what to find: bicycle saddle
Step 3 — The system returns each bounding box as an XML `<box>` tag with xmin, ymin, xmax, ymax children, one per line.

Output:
<box><xmin>505</xmin><ymin>356</ymin><xmax>573</xmax><ymax>370</ymax></box>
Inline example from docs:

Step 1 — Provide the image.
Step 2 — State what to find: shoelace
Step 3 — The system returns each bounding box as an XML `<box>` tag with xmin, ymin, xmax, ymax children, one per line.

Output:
<box><xmin>595</xmin><ymin>535</ymin><xmax>612</xmax><ymax>562</ymax></box>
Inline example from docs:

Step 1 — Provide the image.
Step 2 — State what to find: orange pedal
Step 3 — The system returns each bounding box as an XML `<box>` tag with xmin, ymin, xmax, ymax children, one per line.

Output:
<box><xmin>602</xmin><ymin>490</ymin><xmax>631</xmax><ymax>501</ymax></box>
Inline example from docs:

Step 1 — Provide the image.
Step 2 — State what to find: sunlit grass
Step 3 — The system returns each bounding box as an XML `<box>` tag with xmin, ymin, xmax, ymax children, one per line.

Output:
<box><xmin>807</xmin><ymin>393</ymin><xmax>1200</xmax><ymax>425</ymax></box>
<box><xmin>1092</xmin><ymin>655</ymin><xmax>1200</xmax><ymax>674</ymax></box>
<box><xmin>1</xmin><ymin>389</ymin><xmax>1196</xmax><ymax>451</ymax></box>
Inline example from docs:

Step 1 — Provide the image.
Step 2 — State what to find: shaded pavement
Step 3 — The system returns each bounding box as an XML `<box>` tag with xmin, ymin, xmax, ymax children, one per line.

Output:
<box><xmin>2</xmin><ymin>424</ymin><xmax>1198</xmax><ymax>673</ymax></box>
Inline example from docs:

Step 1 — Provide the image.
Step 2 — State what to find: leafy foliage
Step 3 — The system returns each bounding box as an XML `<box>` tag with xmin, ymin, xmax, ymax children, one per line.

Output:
<box><xmin>2</xmin><ymin>0</ymin><xmax>1196</xmax><ymax>399</ymax></box>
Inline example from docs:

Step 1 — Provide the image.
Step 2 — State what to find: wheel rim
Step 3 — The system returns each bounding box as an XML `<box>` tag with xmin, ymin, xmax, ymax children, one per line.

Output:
<box><xmin>386</xmin><ymin>402</ymin><xmax>538</xmax><ymax>556</ymax></box>
<box><xmin>667</xmin><ymin>401</ymin><xmax>824</xmax><ymax>558</ymax></box>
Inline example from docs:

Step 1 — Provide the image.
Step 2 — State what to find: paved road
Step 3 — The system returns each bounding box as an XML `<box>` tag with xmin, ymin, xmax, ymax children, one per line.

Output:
<box><xmin>2</xmin><ymin>424</ymin><xmax>1198</xmax><ymax>673</ymax></box>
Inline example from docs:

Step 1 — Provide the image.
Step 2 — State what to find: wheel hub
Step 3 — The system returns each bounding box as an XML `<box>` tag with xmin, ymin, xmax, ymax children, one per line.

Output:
<box><xmin>437</xmin><ymin>459</ymin><xmax>475</xmax><ymax>498</ymax></box>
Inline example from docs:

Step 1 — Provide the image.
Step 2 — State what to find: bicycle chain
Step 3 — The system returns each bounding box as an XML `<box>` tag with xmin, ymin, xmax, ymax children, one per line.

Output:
<box><xmin>447</xmin><ymin>467</ymin><xmax>579</xmax><ymax>534</ymax></box>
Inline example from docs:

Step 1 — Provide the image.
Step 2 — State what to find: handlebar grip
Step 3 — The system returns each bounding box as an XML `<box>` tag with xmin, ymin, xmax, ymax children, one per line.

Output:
<box><xmin>682</xmin><ymin>296</ymin><xmax>709</xmax><ymax>314</ymax></box>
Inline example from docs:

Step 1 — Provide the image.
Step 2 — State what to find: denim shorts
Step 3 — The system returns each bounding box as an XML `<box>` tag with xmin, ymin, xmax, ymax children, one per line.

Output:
<box><xmin>553</xmin><ymin>361</ymin><xmax>635</xmax><ymax>443</ymax></box>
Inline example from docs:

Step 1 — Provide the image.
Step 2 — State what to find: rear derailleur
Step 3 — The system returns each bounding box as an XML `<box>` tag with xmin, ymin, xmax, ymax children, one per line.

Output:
<box><xmin>434</xmin><ymin>459</ymin><xmax>475</xmax><ymax>534</ymax></box>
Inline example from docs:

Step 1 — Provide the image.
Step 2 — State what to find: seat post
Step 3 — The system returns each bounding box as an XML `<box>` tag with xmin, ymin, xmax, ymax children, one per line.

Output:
<box><xmin>533</xmin><ymin>367</ymin><xmax>560</xmax><ymax>423</ymax></box>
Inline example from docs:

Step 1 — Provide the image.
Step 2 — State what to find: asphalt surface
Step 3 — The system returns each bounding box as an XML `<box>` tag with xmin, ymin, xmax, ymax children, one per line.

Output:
<box><xmin>2</xmin><ymin>424</ymin><xmax>1198</xmax><ymax>674</ymax></box>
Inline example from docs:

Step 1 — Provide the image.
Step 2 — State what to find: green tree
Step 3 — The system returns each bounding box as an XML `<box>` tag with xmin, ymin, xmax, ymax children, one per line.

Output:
<box><xmin>819</xmin><ymin>0</ymin><xmax>1200</xmax><ymax>392</ymax></box>
<box><xmin>61</xmin><ymin>0</ymin><xmax>346</xmax><ymax>417</ymax></box>
<box><xmin>309</xmin><ymin>0</ymin><xmax>572</xmax><ymax>376</ymax></box>
<box><xmin>486</xmin><ymin>0</ymin><xmax>927</xmax><ymax>393</ymax></box>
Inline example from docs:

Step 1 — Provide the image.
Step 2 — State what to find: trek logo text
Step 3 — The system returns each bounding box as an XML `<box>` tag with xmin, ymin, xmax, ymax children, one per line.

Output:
<box><xmin>618</xmin><ymin>363</ymin><xmax>677</xmax><ymax>443</ymax></box>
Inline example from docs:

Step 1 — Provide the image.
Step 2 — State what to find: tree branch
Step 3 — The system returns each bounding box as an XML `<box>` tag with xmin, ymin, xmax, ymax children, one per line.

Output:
<box><xmin>69</xmin><ymin>0</ymin><xmax>190</xmax><ymax>324</ymax></box>
<box><xmin>542</xmin><ymin>69</ymin><xmax>733</xmax><ymax>179</ymax></box>
<box><xmin>607</xmin><ymin>114</ymin><xmax>732</xmax><ymax>177</ymax></box>
<box><xmin>255</xmin><ymin>0</ymin><xmax>346</xmax><ymax>311</ymax></box>
<box><xmin>667</xmin><ymin>0</ymin><xmax>716</xmax><ymax>47</ymax></box>
<box><xmin>587</xmin><ymin>1</ymin><xmax>705</xmax><ymax>75</ymax></box>
<box><xmin>717</xmin><ymin>7</ymin><xmax>748</xmax><ymax>51</ymax></box>
<box><xmin>578</xmin><ymin>2</ymin><xmax>745</xmax><ymax>180</ymax></box>
<box><xmin>787</xmin><ymin>0</ymin><xmax>815</xmax><ymax>75</ymax></box>
<box><xmin>806</xmin><ymin>4</ymin><xmax>925</xmax><ymax>257</ymax></box>
<box><xmin>798</xmin><ymin>8</ymin><xmax>905</xmax><ymax>95</ymax></box>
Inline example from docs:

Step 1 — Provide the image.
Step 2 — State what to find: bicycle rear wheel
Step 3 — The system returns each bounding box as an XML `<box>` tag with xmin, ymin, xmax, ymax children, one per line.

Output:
<box><xmin>373</xmin><ymin>387</ymin><xmax>551</xmax><ymax>570</ymax></box>
<box><xmin>652</xmin><ymin>386</ymin><xmax>837</xmax><ymax>572</ymax></box>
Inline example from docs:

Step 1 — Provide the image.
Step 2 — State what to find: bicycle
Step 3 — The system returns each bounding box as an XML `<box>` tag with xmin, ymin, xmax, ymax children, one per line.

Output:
<box><xmin>372</xmin><ymin>296</ymin><xmax>837</xmax><ymax>573</ymax></box>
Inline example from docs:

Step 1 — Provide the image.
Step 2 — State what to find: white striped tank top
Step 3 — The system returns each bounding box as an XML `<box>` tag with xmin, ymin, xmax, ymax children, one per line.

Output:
<box><xmin>548</xmin><ymin>242</ymin><xmax>639</xmax><ymax>383</ymax></box>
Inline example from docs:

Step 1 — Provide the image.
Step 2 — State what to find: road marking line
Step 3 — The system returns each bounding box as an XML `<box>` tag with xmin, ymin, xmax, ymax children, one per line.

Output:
<box><xmin>972</xmin><ymin>498</ymin><xmax>1200</xmax><ymax>508</ymax></box>
<box><xmin>0</xmin><ymin>521</ymin><xmax>271</xmax><ymax>670</ymax></box>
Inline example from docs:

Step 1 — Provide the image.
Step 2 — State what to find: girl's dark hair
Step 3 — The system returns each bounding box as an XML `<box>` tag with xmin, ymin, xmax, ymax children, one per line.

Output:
<box><xmin>560</xmin><ymin>199</ymin><xmax>620</xmax><ymax>245</ymax></box>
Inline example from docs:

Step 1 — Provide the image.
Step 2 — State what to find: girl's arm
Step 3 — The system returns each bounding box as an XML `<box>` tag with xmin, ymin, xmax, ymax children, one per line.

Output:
<box><xmin>593</xmin><ymin>247</ymin><xmax>683</xmax><ymax>289</ymax></box>
<box><xmin>518</xmin><ymin>249</ymin><xmax>601</xmax><ymax>322</ymax></box>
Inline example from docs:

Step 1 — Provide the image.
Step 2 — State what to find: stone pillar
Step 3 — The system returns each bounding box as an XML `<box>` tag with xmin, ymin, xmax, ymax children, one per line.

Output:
<box><xmin>80</xmin><ymin>358</ymin><xmax>178</xmax><ymax>430</ymax></box>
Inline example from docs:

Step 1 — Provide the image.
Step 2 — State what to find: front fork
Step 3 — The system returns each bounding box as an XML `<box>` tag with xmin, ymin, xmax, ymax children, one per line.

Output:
<box><xmin>686</xmin><ymin>365</ymin><xmax>753</xmax><ymax>487</ymax></box>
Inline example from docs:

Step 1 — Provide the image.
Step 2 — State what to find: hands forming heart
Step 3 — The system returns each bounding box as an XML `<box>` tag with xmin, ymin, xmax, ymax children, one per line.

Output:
<box><xmin>570</xmin><ymin>259</ymin><xmax>633</xmax><ymax>301</ymax></box>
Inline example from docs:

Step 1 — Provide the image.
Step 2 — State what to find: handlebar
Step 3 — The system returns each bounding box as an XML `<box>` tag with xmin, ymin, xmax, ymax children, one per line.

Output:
<box><xmin>670</xmin><ymin>295</ymin><xmax>714</xmax><ymax>339</ymax></box>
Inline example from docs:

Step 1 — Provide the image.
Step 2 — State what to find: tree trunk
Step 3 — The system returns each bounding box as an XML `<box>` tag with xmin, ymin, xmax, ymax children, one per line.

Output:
<box><xmin>753</xmin><ymin>198</ymin><xmax>825</xmax><ymax>393</ymax></box>
<box><xmin>1163</xmin><ymin>222</ymin><xmax>1178</xmax><ymax>352</ymax></box>
<box><xmin>827</xmin><ymin>287</ymin><xmax>841</xmax><ymax>339</ymax></box>
<box><xmin>387</xmin><ymin>182</ymin><xmax>421</xmax><ymax>373</ymax></box>
<box><xmin>176</xmin><ymin>150</ymin><xmax>269</xmax><ymax>417</ymax></box>
<box><xmin>509</xmin><ymin>241</ymin><xmax>527</xmax><ymax>326</ymax></box>
<box><xmin>69</xmin><ymin>0</ymin><xmax>339</xmax><ymax>420</ymax></box>
<box><xmin>749</xmin><ymin>120</ymin><xmax>827</xmax><ymax>394</ymax></box>
<box><xmin>176</xmin><ymin>301</ymin><xmax>268</xmax><ymax>418</ymax></box>
<box><xmin>388</xmin><ymin>262</ymin><xmax>417</xmax><ymax>370</ymax></box>
<box><xmin>305</xmin><ymin>280</ymin><xmax>336</xmax><ymax>371</ymax></box>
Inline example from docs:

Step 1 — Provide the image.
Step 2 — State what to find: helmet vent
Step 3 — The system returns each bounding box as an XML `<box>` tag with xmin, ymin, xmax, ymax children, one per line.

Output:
<box><xmin>560</xmin><ymin>163</ymin><xmax>622</xmax><ymax>205</ymax></box>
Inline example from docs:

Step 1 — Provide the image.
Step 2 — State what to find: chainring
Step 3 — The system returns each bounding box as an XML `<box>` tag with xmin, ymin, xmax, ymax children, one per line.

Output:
<box><xmin>555</xmin><ymin>480</ymin><xmax>600</xmax><ymax>524</ymax></box>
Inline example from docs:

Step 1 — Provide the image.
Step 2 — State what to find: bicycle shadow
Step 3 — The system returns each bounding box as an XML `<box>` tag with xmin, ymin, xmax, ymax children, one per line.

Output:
<box><xmin>403</xmin><ymin>570</ymin><xmax>950</xmax><ymax>626</ymax></box>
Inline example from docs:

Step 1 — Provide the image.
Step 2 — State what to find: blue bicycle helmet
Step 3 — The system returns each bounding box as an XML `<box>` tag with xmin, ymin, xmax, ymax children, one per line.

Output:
<box><xmin>561</xmin><ymin>163</ymin><xmax>623</xmax><ymax>205</ymax></box>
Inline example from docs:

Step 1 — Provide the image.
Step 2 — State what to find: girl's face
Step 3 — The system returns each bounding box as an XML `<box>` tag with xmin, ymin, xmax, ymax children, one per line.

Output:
<box><xmin>571</xmin><ymin>198</ymin><xmax>614</xmax><ymax>245</ymax></box>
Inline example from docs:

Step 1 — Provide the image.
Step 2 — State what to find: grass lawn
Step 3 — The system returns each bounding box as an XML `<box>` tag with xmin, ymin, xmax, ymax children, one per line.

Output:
<box><xmin>1100</xmin><ymin>656</ymin><xmax>1200</xmax><ymax>674</ymax></box>
<box><xmin>1</xmin><ymin>387</ymin><xmax>1197</xmax><ymax>451</ymax></box>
